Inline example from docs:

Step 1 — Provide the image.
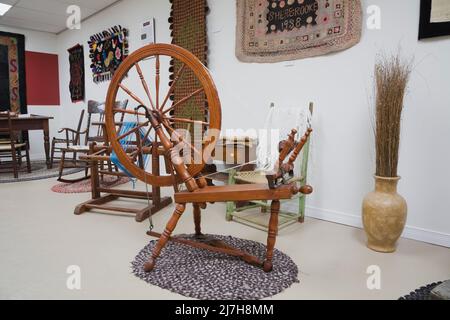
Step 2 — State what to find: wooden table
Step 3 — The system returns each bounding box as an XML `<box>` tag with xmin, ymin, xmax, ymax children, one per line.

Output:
<box><xmin>0</xmin><ymin>115</ymin><xmax>54</xmax><ymax>169</ymax></box>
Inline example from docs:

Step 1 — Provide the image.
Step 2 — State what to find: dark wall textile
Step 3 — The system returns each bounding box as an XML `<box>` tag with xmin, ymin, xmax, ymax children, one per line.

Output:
<box><xmin>0</xmin><ymin>31</ymin><xmax>27</xmax><ymax>114</ymax></box>
<box><xmin>68</xmin><ymin>44</ymin><xmax>85</xmax><ymax>102</ymax></box>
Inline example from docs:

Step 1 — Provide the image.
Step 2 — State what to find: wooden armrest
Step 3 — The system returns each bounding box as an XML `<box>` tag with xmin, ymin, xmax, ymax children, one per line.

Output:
<box><xmin>58</xmin><ymin>128</ymin><xmax>79</xmax><ymax>134</ymax></box>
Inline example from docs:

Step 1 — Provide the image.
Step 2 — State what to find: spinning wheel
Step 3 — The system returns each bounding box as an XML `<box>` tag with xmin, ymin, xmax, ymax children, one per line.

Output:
<box><xmin>105</xmin><ymin>44</ymin><xmax>313</xmax><ymax>274</ymax></box>
<box><xmin>105</xmin><ymin>44</ymin><xmax>221</xmax><ymax>187</ymax></box>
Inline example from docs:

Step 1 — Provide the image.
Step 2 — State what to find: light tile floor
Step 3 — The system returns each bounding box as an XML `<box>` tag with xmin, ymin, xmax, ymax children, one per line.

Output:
<box><xmin>0</xmin><ymin>176</ymin><xmax>449</xmax><ymax>300</ymax></box>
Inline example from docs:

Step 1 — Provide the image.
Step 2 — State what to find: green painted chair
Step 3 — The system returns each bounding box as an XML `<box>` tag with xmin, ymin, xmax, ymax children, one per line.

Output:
<box><xmin>226</xmin><ymin>102</ymin><xmax>313</xmax><ymax>231</ymax></box>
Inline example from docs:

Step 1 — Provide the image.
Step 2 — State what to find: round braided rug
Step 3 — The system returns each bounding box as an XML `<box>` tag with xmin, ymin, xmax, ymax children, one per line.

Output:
<box><xmin>132</xmin><ymin>234</ymin><xmax>299</xmax><ymax>300</ymax></box>
<box><xmin>51</xmin><ymin>176</ymin><xmax>130</xmax><ymax>194</ymax></box>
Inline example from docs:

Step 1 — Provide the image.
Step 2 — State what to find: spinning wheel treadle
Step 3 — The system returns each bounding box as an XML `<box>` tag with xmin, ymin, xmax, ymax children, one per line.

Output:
<box><xmin>105</xmin><ymin>43</ymin><xmax>313</xmax><ymax>273</ymax></box>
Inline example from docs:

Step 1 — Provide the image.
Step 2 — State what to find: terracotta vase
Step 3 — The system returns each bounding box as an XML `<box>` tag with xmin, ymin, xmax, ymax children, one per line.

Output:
<box><xmin>362</xmin><ymin>176</ymin><xmax>407</xmax><ymax>253</ymax></box>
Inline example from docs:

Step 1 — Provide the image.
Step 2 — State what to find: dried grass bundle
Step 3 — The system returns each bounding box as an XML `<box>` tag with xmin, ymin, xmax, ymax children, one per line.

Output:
<box><xmin>374</xmin><ymin>53</ymin><xmax>411</xmax><ymax>177</ymax></box>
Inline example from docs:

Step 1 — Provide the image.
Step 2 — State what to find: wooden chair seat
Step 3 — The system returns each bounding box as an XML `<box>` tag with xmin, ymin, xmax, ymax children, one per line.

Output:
<box><xmin>0</xmin><ymin>143</ymin><xmax>27</xmax><ymax>151</ymax></box>
<box><xmin>63</xmin><ymin>145</ymin><xmax>91</xmax><ymax>152</ymax></box>
<box><xmin>0</xmin><ymin>139</ymin><xmax>11</xmax><ymax>144</ymax></box>
<box><xmin>175</xmin><ymin>183</ymin><xmax>295</xmax><ymax>203</ymax></box>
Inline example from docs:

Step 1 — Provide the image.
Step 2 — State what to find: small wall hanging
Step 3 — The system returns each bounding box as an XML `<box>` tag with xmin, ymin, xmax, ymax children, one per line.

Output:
<box><xmin>88</xmin><ymin>25</ymin><xmax>129</xmax><ymax>83</ymax></box>
<box><xmin>68</xmin><ymin>44</ymin><xmax>85</xmax><ymax>102</ymax></box>
<box><xmin>0</xmin><ymin>31</ymin><xmax>27</xmax><ymax>114</ymax></box>
<box><xmin>236</xmin><ymin>0</ymin><xmax>362</xmax><ymax>63</ymax></box>
<box><xmin>419</xmin><ymin>0</ymin><xmax>450</xmax><ymax>39</ymax></box>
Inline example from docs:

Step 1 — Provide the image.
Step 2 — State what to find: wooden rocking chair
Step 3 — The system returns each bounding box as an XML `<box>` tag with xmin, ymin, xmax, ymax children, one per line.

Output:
<box><xmin>103</xmin><ymin>44</ymin><xmax>313</xmax><ymax>272</ymax></box>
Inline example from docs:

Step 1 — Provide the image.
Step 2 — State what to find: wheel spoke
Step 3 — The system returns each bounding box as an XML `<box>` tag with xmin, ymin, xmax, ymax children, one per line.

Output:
<box><xmin>162</xmin><ymin>120</ymin><xmax>203</xmax><ymax>161</ymax></box>
<box><xmin>155</xmin><ymin>55</ymin><xmax>160</xmax><ymax>110</ymax></box>
<box><xmin>135</xmin><ymin>62</ymin><xmax>156</xmax><ymax>110</ymax></box>
<box><xmin>166</xmin><ymin>117</ymin><xmax>209</xmax><ymax>126</ymax></box>
<box><xmin>119</xmin><ymin>84</ymin><xmax>147</xmax><ymax>107</ymax></box>
<box><xmin>141</xmin><ymin>126</ymin><xmax>153</xmax><ymax>146</ymax></box>
<box><xmin>113</xmin><ymin>108</ymin><xmax>146</xmax><ymax>117</ymax></box>
<box><xmin>160</xmin><ymin>64</ymin><xmax>186</xmax><ymax>111</ymax></box>
<box><xmin>115</xmin><ymin>121</ymin><xmax>150</xmax><ymax>142</ymax></box>
<box><xmin>162</xmin><ymin>88</ymin><xmax>204</xmax><ymax>115</ymax></box>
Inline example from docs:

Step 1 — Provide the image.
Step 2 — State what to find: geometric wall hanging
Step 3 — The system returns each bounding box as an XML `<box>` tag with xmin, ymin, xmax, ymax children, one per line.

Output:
<box><xmin>169</xmin><ymin>0</ymin><xmax>209</xmax><ymax>139</ymax></box>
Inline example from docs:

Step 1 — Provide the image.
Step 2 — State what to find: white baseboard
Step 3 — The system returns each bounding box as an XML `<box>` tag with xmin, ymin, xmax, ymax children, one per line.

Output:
<box><xmin>306</xmin><ymin>206</ymin><xmax>450</xmax><ymax>248</ymax></box>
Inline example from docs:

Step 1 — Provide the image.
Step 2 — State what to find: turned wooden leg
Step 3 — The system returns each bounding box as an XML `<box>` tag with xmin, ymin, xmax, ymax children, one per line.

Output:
<box><xmin>263</xmin><ymin>200</ymin><xmax>280</xmax><ymax>272</ymax></box>
<box><xmin>25</xmin><ymin>143</ymin><xmax>31</xmax><ymax>173</ymax></box>
<box><xmin>144</xmin><ymin>204</ymin><xmax>186</xmax><ymax>272</ymax></box>
<box><xmin>58</xmin><ymin>151</ymin><xmax>66</xmax><ymax>181</ymax></box>
<box><xmin>17</xmin><ymin>149</ymin><xmax>22</xmax><ymax>166</ymax></box>
<box><xmin>50</xmin><ymin>139</ymin><xmax>56</xmax><ymax>169</ymax></box>
<box><xmin>43</xmin><ymin>124</ymin><xmax>51</xmax><ymax>169</ymax></box>
<box><xmin>193</xmin><ymin>204</ymin><xmax>202</xmax><ymax>236</ymax></box>
<box><xmin>11</xmin><ymin>146</ymin><xmax>18</xmax><ymax>179</ymax></box>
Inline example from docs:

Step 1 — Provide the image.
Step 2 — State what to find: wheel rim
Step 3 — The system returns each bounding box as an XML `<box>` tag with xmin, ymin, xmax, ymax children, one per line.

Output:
<box><xmin>105</xmin><ymin>44</ymin><xmax>221</xmax><ymax>187</ymax></box>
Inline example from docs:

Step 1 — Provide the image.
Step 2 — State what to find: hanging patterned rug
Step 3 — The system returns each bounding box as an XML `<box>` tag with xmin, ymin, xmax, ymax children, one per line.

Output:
<box><xmin>0</xmin><ymin>31</ymin><xmax>27</xmax><ymax>114</ymax></box>
<box><xmin>169</xmin><ymin>0</ymin><xmax>208</xmax><ymax>139</ymax></box>
<box><xmin>0</xmin><ymin>160</ymin><xmax>83</xmax><ymax>184</ymax></box>
<box><xmin>68</xmin><ymin>44</ymin><xmax>85</xmax><ymax>102</ymax></box>
<box><xmin>132</xmin><ymin>234</ymin><xmax>299</xmax><ymax>300</ymax></box>
<box><xmin>88</xmin><ymin>25</ymin><xmax>129</xmax><ymax>83</ymax></box>
<box><xmin>236</xmin><ymin>0</ymin><xmax>362</xmax><ymax>63</ymax></box>
<box><xmin>51</xmin><ymin>176</ymin><xmax>130</xmax><ymax>194</ymax></box>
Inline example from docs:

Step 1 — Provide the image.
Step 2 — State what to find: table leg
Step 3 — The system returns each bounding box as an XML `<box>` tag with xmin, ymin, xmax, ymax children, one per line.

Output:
<box><xmin>43</xmin><ymin>121</ymin><xmax>51</xmax><ymax>169</ymax></box>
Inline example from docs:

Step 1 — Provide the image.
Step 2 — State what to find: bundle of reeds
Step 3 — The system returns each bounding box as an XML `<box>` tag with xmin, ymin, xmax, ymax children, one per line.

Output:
<box><xmin>374</xmin><ymin>53</ymin><xmax>411</xmax><ymax>178</ymax></box>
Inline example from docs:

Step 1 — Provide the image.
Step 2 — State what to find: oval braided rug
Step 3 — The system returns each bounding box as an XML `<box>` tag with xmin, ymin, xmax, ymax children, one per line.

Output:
<box><xmin>0</xmin><ymin>160</ymin><xmax>83</xmax><ymax>184</ymax></box>
<box><xmin>132</xmin><ymin>234</ymin><xmax>299</xmax><ymax>300</ymax></box>
<box><xmin>51</xmin><ymin>176</ymin><xmax>130</xmax><ymax>194</ymax></box>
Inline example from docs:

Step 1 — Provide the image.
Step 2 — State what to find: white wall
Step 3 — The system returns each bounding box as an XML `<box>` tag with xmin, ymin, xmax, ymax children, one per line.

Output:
<box><xmin>205</xmin><ymin>0</ymin><xmax>450</xmax><ymax>246</ymax></box>
<box><xmin>0</xmin><ymin>26</ymin><xmax>60</xmax><ymax>159</ymax></box>
<box><xmin>56</xmin><ymin>0</ymin><xmax>172</xmax><ymax>129</ymax></box>
<box><xmin>53</xmin><ymin>0</ymin><xmax>450</xmax><ymax>246</ymax></box>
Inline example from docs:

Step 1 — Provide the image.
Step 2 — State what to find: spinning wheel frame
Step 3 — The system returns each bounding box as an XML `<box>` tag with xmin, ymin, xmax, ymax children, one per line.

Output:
<box><xmin>105</xmin><ymin>44</ymin><xmax>222</xmax><ymax>187</ymax></box>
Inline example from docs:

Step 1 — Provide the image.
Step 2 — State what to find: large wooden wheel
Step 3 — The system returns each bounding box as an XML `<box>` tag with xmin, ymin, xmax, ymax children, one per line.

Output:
<box><xmin>105</xmin><ymin>44</ymin><xmax>221</xmax><ymax>187</ymax></box>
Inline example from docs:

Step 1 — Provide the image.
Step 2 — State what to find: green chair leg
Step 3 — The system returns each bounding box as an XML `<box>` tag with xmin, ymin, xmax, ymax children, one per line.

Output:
<box><xmin>226</xmin><ymin>169</ymin><xmax>237</xmax><ymax>221</ymax></box>
<box><xmin>299</xmin><ymin>194</ymin><xmax>306</xmax><ymax>223</ymax></box>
